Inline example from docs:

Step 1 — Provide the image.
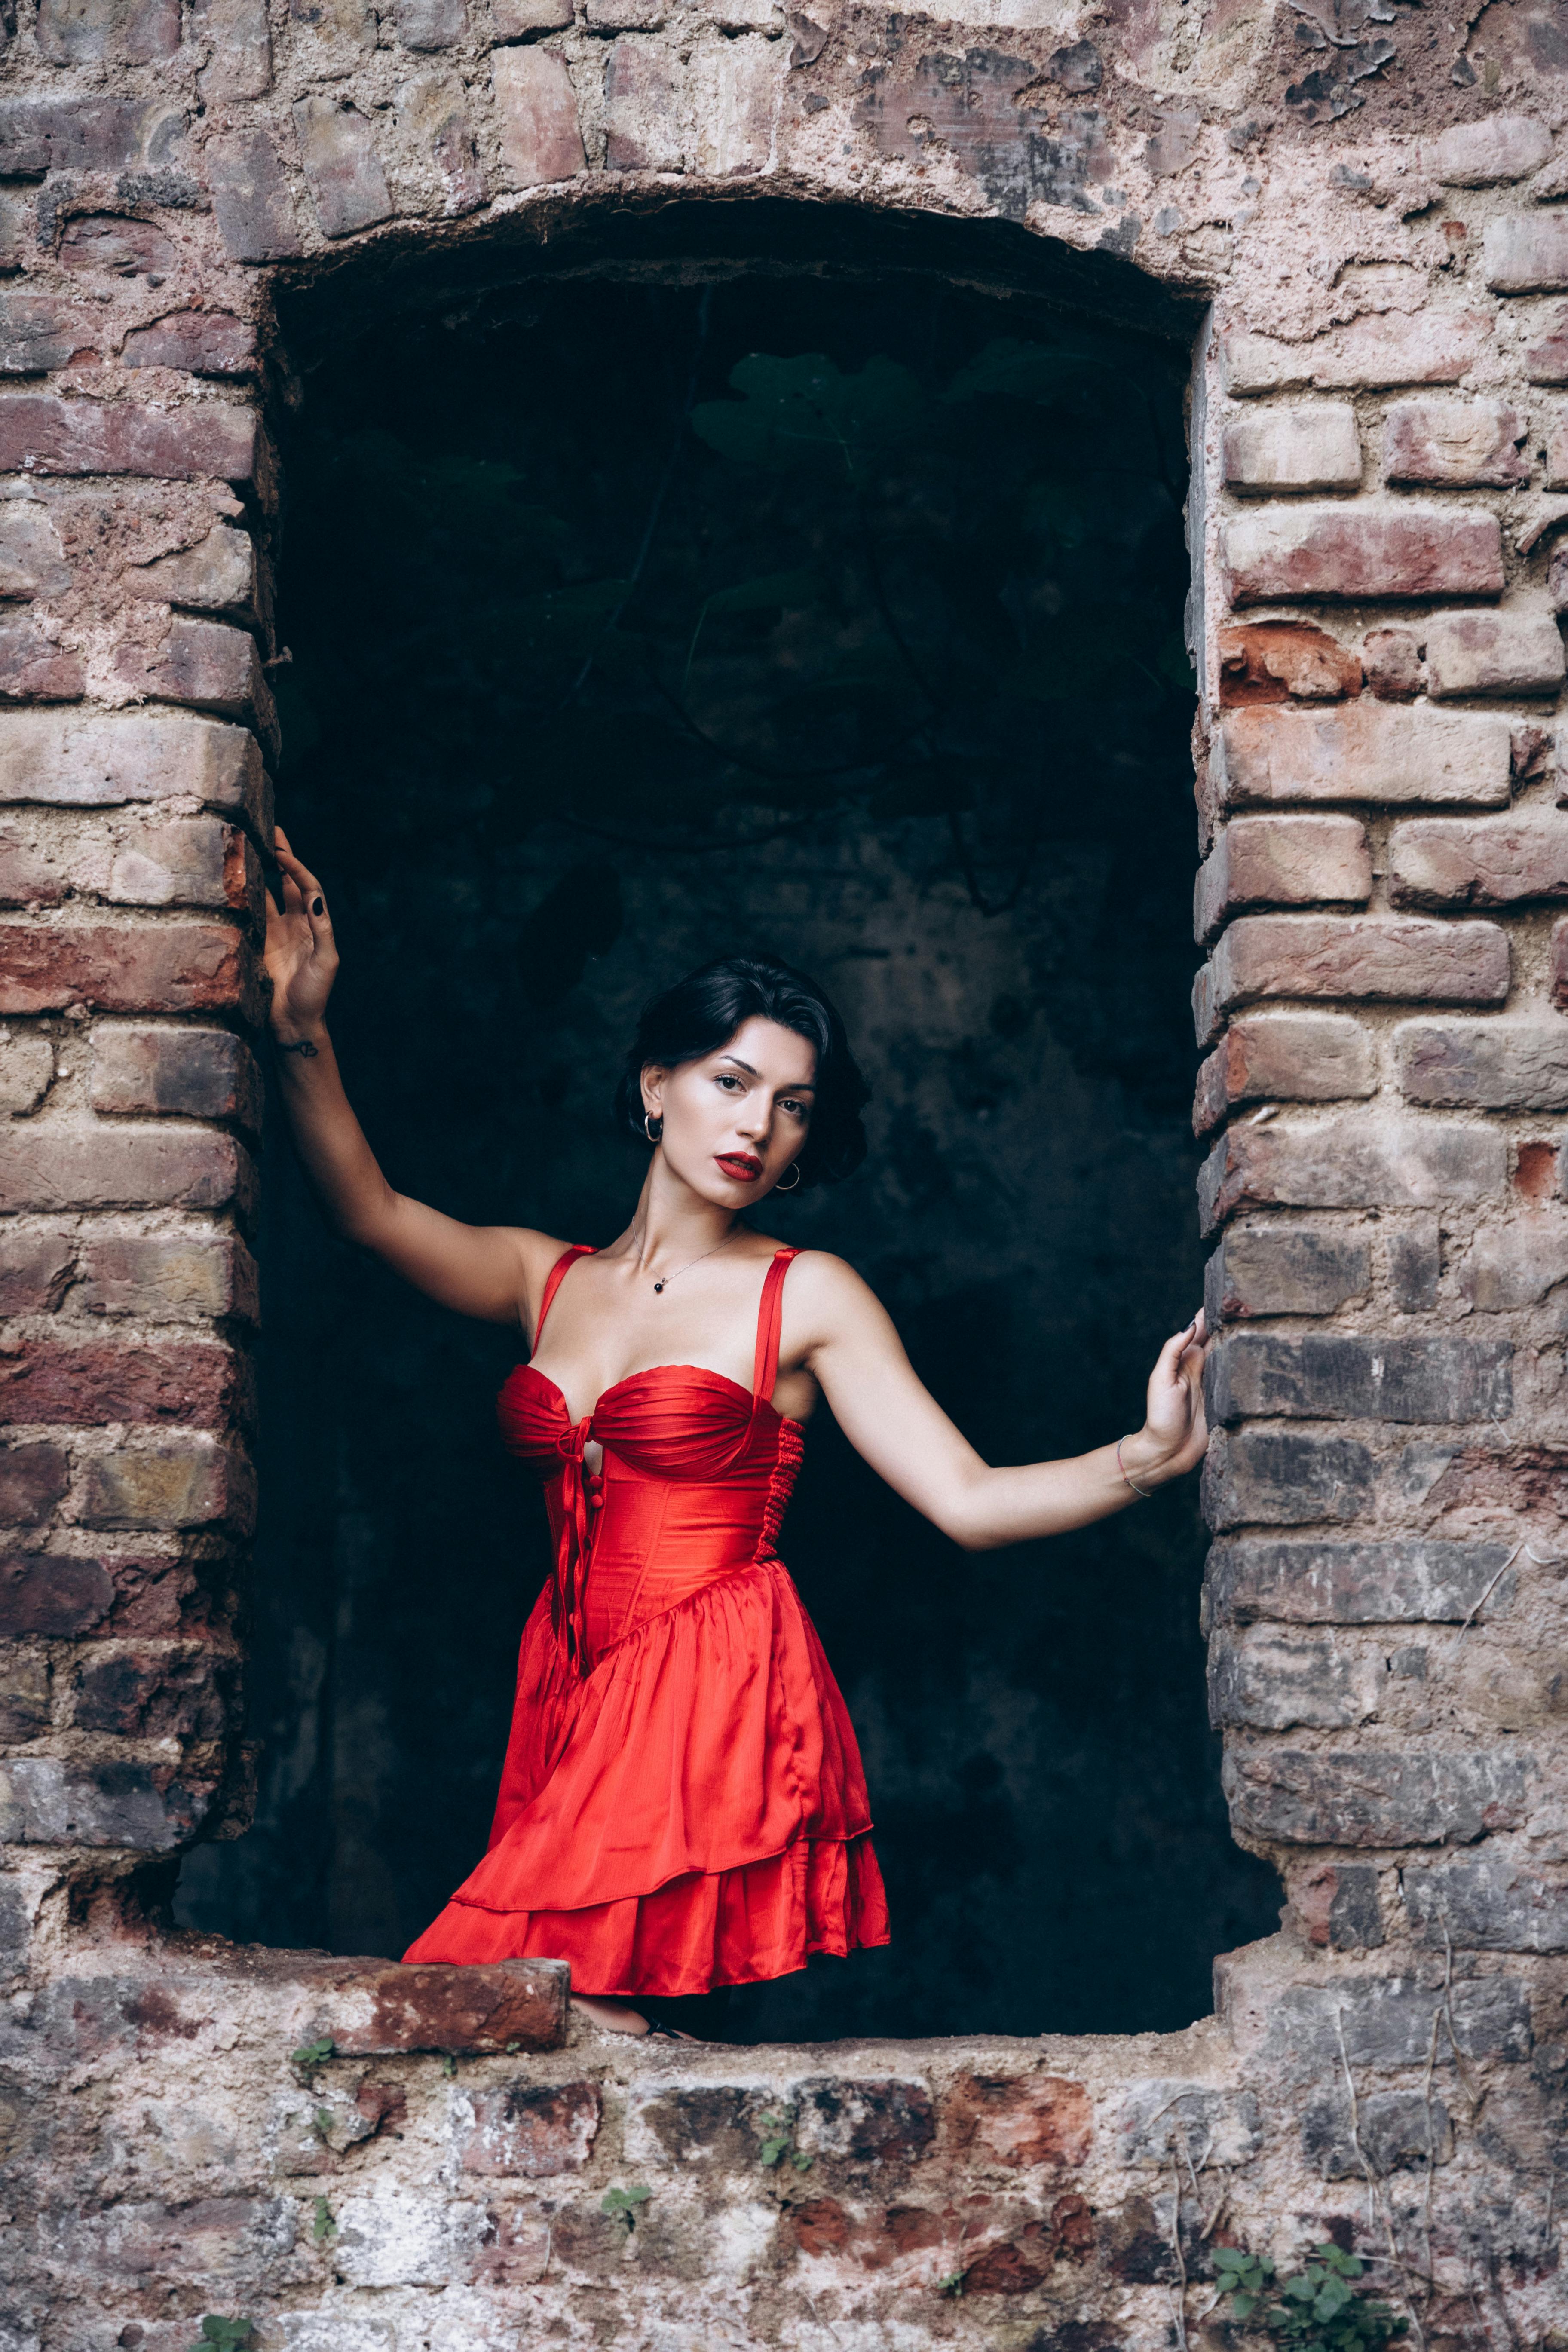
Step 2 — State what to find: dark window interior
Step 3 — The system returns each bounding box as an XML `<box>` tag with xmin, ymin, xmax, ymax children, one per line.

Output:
<box><xmin>175</xmin><ymin>257</ymin><xmax>1279</xmax><ymax>2039</ymax></box>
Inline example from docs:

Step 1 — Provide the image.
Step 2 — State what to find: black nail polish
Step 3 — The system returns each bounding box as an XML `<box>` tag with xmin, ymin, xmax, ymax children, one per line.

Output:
<box><xmin>312</xmin><ymin>897</ymin><xmax>324</xmax><ymax>915</ymax></box>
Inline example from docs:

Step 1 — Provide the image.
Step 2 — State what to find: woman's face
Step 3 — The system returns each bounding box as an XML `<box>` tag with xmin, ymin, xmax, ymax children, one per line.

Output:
<box><xmin>643</xmin><ymin>1017</ymin><xmax>818</xmax><ymax>1206</ymax></box>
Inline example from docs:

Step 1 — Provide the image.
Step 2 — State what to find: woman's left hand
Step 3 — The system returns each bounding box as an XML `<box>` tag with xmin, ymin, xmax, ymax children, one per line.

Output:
<box><xmin>1124</xmin><ymin>1310</ymin><xmax>1210</xmax><ymax>1487</ymax></box>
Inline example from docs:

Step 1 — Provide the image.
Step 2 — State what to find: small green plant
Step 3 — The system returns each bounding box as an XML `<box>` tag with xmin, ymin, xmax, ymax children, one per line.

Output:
<box><xmin>310</xmin><ymin>2105</ymin><xmax>335</xmax><ymax>2143</ymax></box>
<box><xmin>441</xmin><ymin>2054</ymin><xmax>458</xmax><ymax>2079</ymax></box>
<box><xmin>755</xmin><ymin>2106</ymin><xmax>813</xmax><ymax>2174</ymax></box>
<box><xmin>600</xmin><ymin>2184</ymin><xmax>653</xmax><ymax>2230</ymax></box>
<box><xmin>186</xmin><ymin>2322</ymin><xmax>255</xmax><ymax>2352</ymax></box>
<box><xmin>1212</xmin><ymin>2242</ymin><xmax>1408</xmax><ymax>2349</ymax></box>
<box><xmin>935</xmin><ymin>2272</ymin><xmax>966</xmax><ymax>2299</ymax></box>
<box><xmin>291</xmin><ymin>2036</ymin><xmax>335</xmax><ymax>2071</ymax></box>
<box><xmin>312</xmin><ymin>2194</ymin><xmax>338</xmax><ymax>2244</ymax></box>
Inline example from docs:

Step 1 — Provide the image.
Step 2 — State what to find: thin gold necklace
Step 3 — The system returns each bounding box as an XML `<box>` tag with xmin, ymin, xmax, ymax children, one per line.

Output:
<box><xmin>648</xmin><ymin>1229</ymin><xmax>741</xmax><ymax>1295</ymax></box>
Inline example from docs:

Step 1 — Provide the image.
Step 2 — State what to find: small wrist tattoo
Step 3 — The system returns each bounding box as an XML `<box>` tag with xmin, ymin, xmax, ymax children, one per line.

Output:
<box><xmin>276</xmin><ymin>1037</ymin><xmax>319</xmax><ymax>1058</ymax></box>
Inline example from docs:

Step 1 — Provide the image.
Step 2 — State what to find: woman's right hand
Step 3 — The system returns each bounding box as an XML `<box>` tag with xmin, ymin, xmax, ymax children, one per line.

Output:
<box><xmin>264</xmin><ymin>826</ymin><xmax>338</xmax><ymax>1043</ymax></box>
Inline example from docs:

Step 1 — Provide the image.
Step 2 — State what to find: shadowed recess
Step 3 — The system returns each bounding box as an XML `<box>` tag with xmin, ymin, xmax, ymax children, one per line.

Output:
<box><xmin>175</xmin><ymin>268</ymin><xmax>1278</xmax><ymax>2039</ymax></box>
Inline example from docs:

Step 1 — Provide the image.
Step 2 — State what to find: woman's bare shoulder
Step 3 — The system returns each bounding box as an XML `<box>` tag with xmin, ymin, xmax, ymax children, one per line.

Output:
<box><xmin>773</xmin><ymin>1247</ymin><xmax>882</xmax><ymax>1323</ymax></box>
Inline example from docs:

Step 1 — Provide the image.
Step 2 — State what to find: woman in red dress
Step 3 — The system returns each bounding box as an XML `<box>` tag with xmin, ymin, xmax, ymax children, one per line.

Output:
<box><xmin>264</xmin><ymin>828</ymin><xmax>1210</xmax><ymax>2037</ymax></box>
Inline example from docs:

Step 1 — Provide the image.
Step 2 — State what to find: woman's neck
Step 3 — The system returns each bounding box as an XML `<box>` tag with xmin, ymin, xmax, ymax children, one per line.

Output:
<box><xmin>610</xmin><ymin>1162</ymin><xmax>740</xmax><ymax>1276</ymax></box>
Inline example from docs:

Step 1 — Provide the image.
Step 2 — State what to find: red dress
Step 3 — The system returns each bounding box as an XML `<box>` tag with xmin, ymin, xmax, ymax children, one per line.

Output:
<box><xmin>404</xmin><ymin>1244</ymin><xmax>890</xmax><ymax>1997</ymax></box>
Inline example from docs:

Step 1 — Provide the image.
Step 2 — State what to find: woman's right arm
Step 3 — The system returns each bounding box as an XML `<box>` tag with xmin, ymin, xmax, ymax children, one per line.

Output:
<box><xmin>264</xmin><ymin>829</ymin><xmax>548</xmax><ymax>1327</ymax></box>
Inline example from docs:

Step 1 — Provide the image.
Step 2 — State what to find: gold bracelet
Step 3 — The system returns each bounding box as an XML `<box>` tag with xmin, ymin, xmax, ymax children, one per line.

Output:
<box><xmin>1117</xmin><ymin>1436</ymin><xmax>1154</xmax><ymax>1500</ymax></box>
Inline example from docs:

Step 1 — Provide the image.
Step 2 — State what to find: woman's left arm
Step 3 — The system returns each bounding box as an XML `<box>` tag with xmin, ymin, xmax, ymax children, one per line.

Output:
<box><xmin>791</xmin><ymin>1255</ymin><xmax>1209</xmax><ymax>1551</ymax></box>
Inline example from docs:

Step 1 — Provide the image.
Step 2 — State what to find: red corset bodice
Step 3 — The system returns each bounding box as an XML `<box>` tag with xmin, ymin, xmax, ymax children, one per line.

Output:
<box><xmin>496</xmin><ymin>1244</ymin><xmax>802</xmax><ymax>1676</ymax></box>
<box><xmin>401</xmin><ymin>1240</ymin><xmax>889</xmax><ymax>1998</ymax></box>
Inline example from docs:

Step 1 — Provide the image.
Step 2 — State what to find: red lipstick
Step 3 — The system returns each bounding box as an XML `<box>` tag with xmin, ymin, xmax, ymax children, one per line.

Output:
<box><xmin>716</xmin><ymin>1152</ymin><xmax>763</xmax><ymax>1182</ymax></box>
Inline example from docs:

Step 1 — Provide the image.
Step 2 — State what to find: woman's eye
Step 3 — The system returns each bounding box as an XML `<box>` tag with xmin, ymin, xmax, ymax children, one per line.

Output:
<box><xmin>716</xmin><ymin>1073</ymin><xmax>742</xmax><ymax>1092</ymax></box>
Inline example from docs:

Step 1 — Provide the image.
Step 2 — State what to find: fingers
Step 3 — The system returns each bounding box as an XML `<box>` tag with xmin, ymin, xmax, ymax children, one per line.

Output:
<box><xmin>1152</xmin><ymin>1316</ymin><xmax>1200</xmax><ymax>1387</ymax></box>
<box><xmin>272</xmin><ymin>828</ymin><xmax>332</xmax><ymax>938</ymax></box>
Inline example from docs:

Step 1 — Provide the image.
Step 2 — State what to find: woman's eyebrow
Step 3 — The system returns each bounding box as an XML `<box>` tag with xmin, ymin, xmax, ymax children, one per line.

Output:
<box><xmin>717</xmin><ymin>1053</ymin><xmax>816</xmax><ymax>1090</ymax></box>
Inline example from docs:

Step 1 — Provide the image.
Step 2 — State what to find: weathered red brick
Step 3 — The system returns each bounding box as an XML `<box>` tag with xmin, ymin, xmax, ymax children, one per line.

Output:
<box><xmin>1222</xmin><ymin>404</ymin><xmax>1360</xmax><ymax>491</ymax></box>
<box><xmin>205</xmin><ymin>130</ymin><xmax>305</xmax><ymax>263</ymax></box>
<box><xmin>0</xmin><ymin>397</ymin><xmax>263</xmax><ymax>489</ymax></box>
<box><xmin>113</xmin><ymin>615</ymin><xmax>272</xmax><ymax>728</ymax></box>
<box><xmin>0</xmin><ymin>95</ymin><xmax>187</xmax><ymax>175</ymax></box>
<box><xmin>77</xmin><ymin>1438</ymin><xmax>255</xmax><ymax>1531</ymax></box>
<box><xmin>1219</xmin><ymin>312</ymin><xmax>1494</xmax><ymax>396</ymax></box>
<box><xmin>0</xmin><ymin>1030</ymin><xmax>52</xmax><ymax>1111</ymax></box>
<box><xmin>1194</xmin><ymin>815</ymin><xmax>1370</xmax><ymax>939</ymax></box>
<box><xmin>944</xmin><ymin>2073</ymin><xmax>1092</xmax><ymax>2167</ymax></box>
<box><xmin>122</xmin><ymin>311</ymin><xmax>257</xmax><ymax>376</ymax></box>
<box><xmin>0</xmin><ymin>1755</ymin><xmax>219</xmax><ymax>1849</ymax></box>
<box><xmin>0</xmin><ymin>615</ymin><xmax>85</xmax><ymax>702</ymax></box>
<box><xmin>1383</xmin><ymin>399</ymin><xmax>1528</xmax><ymax>487</ymax></box>
<box><xmin>493</xmin><ymin>48</ymin><xmax>586</xmax><ymax>186</ymax></box>
<box><xmin>0</xmin><ymin>1552</ymin><xmax>114</xmax><ymax>1635</ymax></box>
<box><xmin>0</xmin><ymin>1338</ymin><xmax>250</xmax><ymax>1430</ymax></box>
<box><xmin>459</xmin><ymin>2079</ymin><xmax>601</xmax><ymax>2175</ymax></box>
<box><xmin>393</xmin><ymin>68</ymin><xmax>486</xmax><ymax>215</ymax></box>
<box><xmin>125</xmin><ymin>522</ymin><xmax>258</xmax><ymax>617</ymax></box>
<box><xmin>0</xmin><ymin>294</ymin><xmax>99</xmax><ymax>374</ymax></box>
<box><xmin>0</xmin><ymin>1441</ymin><xmax>70</xmax><ymax>1526</ymax></box>
<box><xmin>90</xmin><ymin>1023</ymin><xmax>260</xmax><ymax>1126</ymax></box>
<box><xmin>1526</xmin><ymin>309</ymin><xmax>1568</xmax><ymax>385</ymax></box>
<box><xmin>1223</xmin><ymin>1743</ymin><xmax>1526</xmax><ymax>1847</ymax></box>
<box><xmin>0</xmin><ymin>1230</ymin><xmax>75</xmax><ymax>1314</ymax></box>
<box><xmin>1205</xmin><ymin>1222</ymin><xmax>1372</xmax><ymax>1323</ymax></box>
<box><xmin>1363</xmin><ymin>625</ymin><xmax>1422</xmax><ymax>702</ymax></box>
<box><xmin>70</xmin><ymin>1646</ymin><xmax>230</xmax><ymax>1737</ymax></box>
<box><xmin>0</xmin><ymin>1652</ymin><xmax>50</xmax><ymax>1742</ymax></box>
<box><xmin>1423</xmin><ymin>611</ymin><xmax>1565</xmax><ymax>699</ymax></box>
<box><xmin>1203</xmin><ymin>1429</ymin><xmax>1374</xmax><ymax>1531</ymax></box>
<box><xmin>35</xmin><ymin>0</ymin><xmax>181</xmax><ymax>65</ymax></box>
<box><xmin>0</xmin><ymin>709</ymin><xmax>267</xmax><ymax>828</ymax></box>
<box><xmin>1194</xmin><ymin>914</ymin><xmax>1509</xmax><ymax>1044</ymax></box>
<box><xmin>1219</xmin><ymin>703</ymin><xmax>1510</xmax><ymax>809</ymax></box>
<box><xmin>604</xmin><ymin>36</ymin><xmax>684</xmax><ymax>170</ymax></box>
<box><xmin>58</xmin><ymin>214</ymin><xmax>176</xmax><ymax>276</ymax></box>
<box><xmin>1</xmin><ymin>1124</ymin><xmax>253</xmax><ymax>1213</ymax></box>
<box><xmin>1222</xmin><ymin>502</ymin><xmax>1504</xmax><ymax>605</ymax></box>
<box><xmin>1428</xmin><ymin>113</ymin><xmax>1552</xmax><ymax>185</ymax></box>
<box><xmin>797</xmin><ymin>2077</ymin><xmax>936</xmax><ymax>2164</ymax></box>
<box><xmin>1192</xmin><ymin>1011</ymin><xmax>1376</xmax><ymax>1136</ymax></box>
<box><xmin>1390</xmin><ymin>813</ymin><xmax>1568</xmax><ymax>909</ymax></box>
<box><xmin>293</xmin><ymin>97</ymin><xmax>395</xmax><ymax>238</ymax></box>
<box><xmin>1395</xmin><ymin>1018</ymin><xmax>1568</xmax><ymax>1109</ymax></box>
<box><xmin>76</xmin><ymin>1231</ymin><xmax>258</xmax><ymax>1323</ymax></box>
<box><xmin>321</xmin><ymin>1958</ymin><xmax>570</xmax><ymax>2055</ymax></box>
<box><xmin>102</xmin><ymin>819</ymin><xmax>261</xmax><ymax>918</ymax></box>
<box><xmin>1217</xmin><ymin>621</ymin><xmax>1361</xmax><ymax>707</ymax></box>
<box><xmin>0</xmin><ymin>499</ymin><xmax>70</xmax><ymax>600</ymax></box>
<box><xmin>1484</xmin><ymin>213</ymin><xmax>1568</xmax><ymax>294</ymax></box>
<box><xmin>1198</xmin><ymin>1115</ymin><xmax>1505</xmax><ymax>1233</ymax></box>
<box><xmin>960</xmin><ymin>2196</ymin><xmax>1093</xmax><ymax>2294</ymax></box>
<box><xmin>0</xmin><ymin>921</ymin><xmax>257</xmax><ymax>1017</ymax></box>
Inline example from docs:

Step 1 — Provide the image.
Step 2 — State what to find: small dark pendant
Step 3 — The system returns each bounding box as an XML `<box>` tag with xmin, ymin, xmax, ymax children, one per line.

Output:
<box><xmin>653</xmin><ymin>1280</ymin><xmax>665</xmax><ymax>1293</ymax></box>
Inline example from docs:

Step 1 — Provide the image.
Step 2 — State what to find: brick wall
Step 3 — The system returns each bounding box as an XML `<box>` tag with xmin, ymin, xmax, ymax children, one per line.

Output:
<box><xmin>1</xmin><ymin>0</ymin><xmax>1565</xmax><ymax>2342</ymax></box>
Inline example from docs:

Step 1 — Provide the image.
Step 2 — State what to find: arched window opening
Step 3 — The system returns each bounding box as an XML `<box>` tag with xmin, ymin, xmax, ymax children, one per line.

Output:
<box><xmin>174</xmin><ymin>263</ymin><xmax>1279</xmax><ymax>2038</ymax></box>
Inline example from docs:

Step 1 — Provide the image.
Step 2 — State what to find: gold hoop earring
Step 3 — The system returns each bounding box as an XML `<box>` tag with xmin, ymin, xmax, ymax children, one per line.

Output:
<box><xmin>775</xmin><ymin>1162</ymin><xmax>802</xmax><ymax>1192</ymax></box>
<box><xmin>644</xmin><ymin>1113</ymin><xmax>663</xmax><ymax>1143</ymax></box>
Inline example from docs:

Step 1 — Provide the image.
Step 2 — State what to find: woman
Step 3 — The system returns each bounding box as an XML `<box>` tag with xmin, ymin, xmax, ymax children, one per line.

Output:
<box><xmin>264</xmin><ymin>828</ymin><xmax>1210</xmax><ymax>2037</ymax></box>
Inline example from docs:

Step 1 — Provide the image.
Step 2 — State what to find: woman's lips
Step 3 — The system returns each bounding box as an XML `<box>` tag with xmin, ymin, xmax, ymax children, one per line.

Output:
<box><xmin>716</xmin><ymin>1153</ymin><xmax>763</xmax><ymax>1182</ymax></box>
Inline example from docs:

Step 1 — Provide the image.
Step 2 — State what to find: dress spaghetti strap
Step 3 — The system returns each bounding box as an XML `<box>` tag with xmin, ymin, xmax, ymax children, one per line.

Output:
<box><xmin>751</xmin><ymin>1247</ymin><xmax>801</xmax><ymax>1406</ymax></box>
<box><xmin>533</xmin><ymin>1244</ymin><xmax>594</xmax><ymax>1351</ymax></box>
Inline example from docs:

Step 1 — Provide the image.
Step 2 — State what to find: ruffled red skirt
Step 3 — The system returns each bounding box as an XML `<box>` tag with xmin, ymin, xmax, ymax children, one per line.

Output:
<box><xmin>404</xmin><ymin>1554</ymin><xmax>889</xmax><ymax>1997</ymax></box>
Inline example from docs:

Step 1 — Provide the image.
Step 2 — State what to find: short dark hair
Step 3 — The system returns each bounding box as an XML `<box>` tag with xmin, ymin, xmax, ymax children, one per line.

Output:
<box><xmin>613</xmin><ymin>954</ymin><xmax>870</xmax><ymax>1189</ymax></box>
